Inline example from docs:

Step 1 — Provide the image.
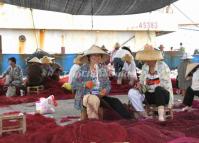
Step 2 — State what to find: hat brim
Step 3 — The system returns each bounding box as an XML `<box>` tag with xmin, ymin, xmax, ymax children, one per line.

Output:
<box><xmin>81</xmin><ymin>45</ymin><xmax>110</xmax><ymax>64</ymax></box>
<box><xmin>40</xmin><ymin>56</ymin><xmax>53</xmax><ymax>64</ymax></box>
<box><xmin>185</xmin><ymin>63</ymin><xmax>199</xmax><ymax>78</ymax></box>
<box><xmin>28</xmin><ymin>57</ymin><xmax>42</xmax><ymax>64</ymax></box>
<box><xmin>29</xmin><ymin>61</ymin><xmax>41</xmax><ymax>64</ymax></box>
<box><xmin>81</xmin><ymin>53</ymin><xmax>110</xmax><ymax>64</ymax></box>
<box><xmin>135</xmin><ymin>50</ymin><xmax>163</xmax><ymax>61</ymax></box>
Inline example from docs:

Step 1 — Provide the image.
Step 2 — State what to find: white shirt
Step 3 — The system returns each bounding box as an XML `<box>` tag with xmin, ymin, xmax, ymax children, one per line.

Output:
<box><xmin>68</xmin><ymin>64</ymin><xmax>80</xmax><ymax>84</ymax></box>
<box><xmin>191</xmin><ymin>68</ymin><xmax>199</xmax><ymax>90</ymax></box>
<box><xmin>122</xmin><ymin>60</ymin><xmax>137</xmax><ymax>79</ymax></box>
<box><xmin>113</xmin><ymin>49</ymin><xmax>131</xmax><ymax>59</ymax></box>
<box><xmin>110</xmin><ymin>50</ymin><xmax>118</xmax><ymax>62</ymax></box>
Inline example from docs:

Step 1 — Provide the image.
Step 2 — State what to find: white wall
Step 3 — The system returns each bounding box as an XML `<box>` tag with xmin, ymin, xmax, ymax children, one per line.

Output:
<box><xmin>0</xmin><ymin>29</ymin><xmax>135</xmax><ymax>54</ymax></box>
<box><xmin>0</xmin><ymin>29</ymin><xmax>37</xmax><ymax>54</ymax></box>
<box><xmin>0</xmin><ymin>4</ymin><xmax>177</xmax><ymax>32</ymax></box>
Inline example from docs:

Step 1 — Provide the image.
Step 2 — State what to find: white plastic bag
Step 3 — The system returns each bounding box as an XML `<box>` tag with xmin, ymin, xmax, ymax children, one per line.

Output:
<box><xmin>36</xmin><ymin>95</ymin><xmax>58</xmax><ymax>114</ymax></box>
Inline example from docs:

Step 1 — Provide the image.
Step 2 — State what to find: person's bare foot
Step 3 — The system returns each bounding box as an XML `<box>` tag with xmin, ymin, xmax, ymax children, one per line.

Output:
<box><xmin>182</xmin><ymin>106</ymin><xmax>191</xmax><ymax>111</ymax></box>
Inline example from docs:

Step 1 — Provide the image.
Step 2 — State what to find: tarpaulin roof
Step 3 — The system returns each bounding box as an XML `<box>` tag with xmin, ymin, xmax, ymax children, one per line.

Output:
<box><xmin>2</xmin><ymin>0</ymin><xmax>178</xmax><ymax>15</ymax></box>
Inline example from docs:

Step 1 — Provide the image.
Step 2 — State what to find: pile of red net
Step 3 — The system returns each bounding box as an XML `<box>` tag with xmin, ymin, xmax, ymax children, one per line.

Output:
<box><xmin>1</xmin><ymin>110</ymin><xmax>199</xmax><ymax>143</ymax></box>
<box><xmin>0</xmin><ymin>77</ymin><xmax>133</xmax><ymax>106</ymax></box>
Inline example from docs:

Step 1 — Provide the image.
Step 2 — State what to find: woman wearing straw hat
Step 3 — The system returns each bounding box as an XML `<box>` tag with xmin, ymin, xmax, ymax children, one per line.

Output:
<box><xmin>40</xmin><ymin>56</ymin><xmax>54</xmax><ymax>79</ymax></box>
<box><xmin>112</xmin><ymin>46</ymin><xmax>132</xmax><ymax>77</ymax></box>
<box><xmin>128</xmin><ymin>44</ymin><xmax>173</xmax><ymax>121</ymax></box>
<box><xmin>182</xmin><ymin>63</ymin><xmax>199</xmax><ymax>111</ymax></box>
<box><xmin>72</xmin><ymin>45</ymin><xmax>132</xmax><ymax>120</ymax></box>
<box><xmin>62</xmin><ymin>54</ymin><xmax>83</xmax><ymax>91</ymax></box>
<box><xmin>26</xmin><ymin>57</ymin><xmax>43</xmax><ymax>86</ymax></box>
<box><xmin>49</xmin><ymin>57</ymin><xmax>63</xmax><ymax>81</ymax></box>
<box><xmin>117</xmin><ymin>54</ymin><xmax>137</xmax><ymax>85</ymax></box>
<box><xmin>71</xmin><ymin>45</ymin><xmax>111</xmax><ymax>120</ymax></box>
<box><xmin>69</xmin><ymin>54</ymin><xmax>83</xmax><ymax>83</ymax></box>
<box><xmin>177</xmin><ymin>53</ymin><xmax>193</xmax><ymax>96</ymax></box>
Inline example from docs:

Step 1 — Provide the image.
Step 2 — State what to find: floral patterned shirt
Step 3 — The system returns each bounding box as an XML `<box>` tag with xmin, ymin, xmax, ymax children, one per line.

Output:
<box><xmin>3</xmin><ymin>65</ymin><xmax>23</xmax><ymax>86</ymax></box>
<box><xmin>71</xmin><ymin>64</ymin><xmax>111</xmax><ymax>110</ymax></box>
<box><xmin>140</xmin><ymin>61</ymin><xmax>173</xmax><ymax>108</ymax></box>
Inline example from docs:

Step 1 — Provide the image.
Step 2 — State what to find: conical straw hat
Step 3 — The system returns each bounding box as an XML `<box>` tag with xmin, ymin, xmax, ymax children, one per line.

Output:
<box><xmin>185</xmin><ymin>63</ymin><xmax>199</xmax><ymax>78</ymax></box>
<box><xmin>81</xmin><ymin>45</ymin><xmax>110</xmax><ymax>63</ymax></box>
<box><xmin>40</xmin><ymin>56</ymin><xmax>53</xmax><ymax>64</ymax></box>
<box><xmin>135</xmin><ymin>44</ymin><xmax>163</xmax><ymax>61</ymax></box>
<box><xmin>28</xmin><ymin>57</ymin><xmax>41</xmax><ymax>64</ymax></box>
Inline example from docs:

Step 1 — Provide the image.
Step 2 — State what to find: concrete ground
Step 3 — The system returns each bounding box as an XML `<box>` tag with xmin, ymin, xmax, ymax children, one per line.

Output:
<box><xmin>0</xmin><ymin>94</ymin><xmax>195</xmax><ymax>126</ymax></box>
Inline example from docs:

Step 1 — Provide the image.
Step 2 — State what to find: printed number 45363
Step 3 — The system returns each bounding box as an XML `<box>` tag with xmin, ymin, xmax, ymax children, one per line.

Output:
<box><xmin>139</xmin><ymin>22</ymin><xmax>158</xmax><ymax>29</ymax></box>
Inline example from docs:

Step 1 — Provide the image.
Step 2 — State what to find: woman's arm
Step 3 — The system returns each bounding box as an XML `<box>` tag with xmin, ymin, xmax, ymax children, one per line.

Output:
<box><xmin>2</xmin><ymin>67</ymin><xmax>10</xmax><ymax>78</ymax></box>
<box><xmin>128</xmin><ymin>61</ymin><xmax>137</xmax><ymax>80</ymax></box>
<box><xmin>139</xmin><ymin>64</ymin><xmax>148</xmax><ymax>85</ymax></box>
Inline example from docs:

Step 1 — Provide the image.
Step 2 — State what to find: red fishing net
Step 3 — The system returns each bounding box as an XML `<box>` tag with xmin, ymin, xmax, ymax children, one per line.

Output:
<box><xmin>0</xmin><ymin>110</ymin><xmax>199</xmax><ymax>143</ymax></box>
<box><xmin>168</xmin><ymin>137</ymin><xmax>199</xmax><ymax>143</ymax></box>
<box><xmin>0</xmin><ymin>76</ymin><xmax>198</xmax><ymax>143</ymax></box>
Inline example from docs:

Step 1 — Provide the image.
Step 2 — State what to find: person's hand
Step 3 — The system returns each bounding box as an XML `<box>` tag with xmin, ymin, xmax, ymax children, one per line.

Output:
<box><xmin>85</xmin><ymin>81</ymin><xmax>94</xmax><ymax>89</ymax></box>
<box><xmin>100</xmin><ymin>88</ymin><xmax>107</xmax><ymax>97</ymax></box>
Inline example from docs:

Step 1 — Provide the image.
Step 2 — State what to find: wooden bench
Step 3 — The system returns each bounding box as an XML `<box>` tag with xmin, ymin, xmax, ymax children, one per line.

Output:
<box><xmin>0</xmin><ymin>113</ymin><xmax>26</xmax><ymax>136</ymax></box>
<box><xmin>27</xmin><ymin>85</ymin><xmax>44</xmax><ymax>94</ymax></box>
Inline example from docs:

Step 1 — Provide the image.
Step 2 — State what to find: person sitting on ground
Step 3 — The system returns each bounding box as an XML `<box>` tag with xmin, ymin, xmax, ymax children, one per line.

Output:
<box><xmin>50</xmin><ymin>57</ymin><xmax>63</xmax><ymax>81</ymax></box>
<box><xmin>40</xmin><ymin>56</ymin><xmax>54</xmax><ymax>80</ymax></box>
<box><xmin>178</xmin><ymin>53</ymin><xmax>193</xmax><ymax>96</ymax></box>
<box><xmin>182</xmin><ymin>63</ymin><xmax>199</xmax><ymax>111</ymax></box>
<box><xmin>72</xmin><ymin>45</ymin><xmax>111</xmax><ymax>120</ymax></box>
<box><xmin>113</xmin><ymin>46</ymin><xmax>133</xmax><ymax>77</ymax></box>
<box><xmin>0</xmin><ymin>57</ymin><xmax>23</xmax><ymax>96</ymax></box>
<box><xmin>62</xmin><ymin>54</ymin><xmax>83</xmax><ymax>92</ymax></box>
<box><xmin>128</xmin><ymin>44</ymin><xmax>173</xmax><ymax>121</ymax></box>
<box><xmin>26</xmin><ymin>57</ymin><xmax>43</xmax><ymax>86</ymax></box>
<box><xmin>117</xmin><ymin>54</ymin><xmax>137</xmax><ymax>85</ymax></box>
<box><xmin>72</xmin><ymin>45</ymin><xmax>133</xmax><ymax>120</ymax></box>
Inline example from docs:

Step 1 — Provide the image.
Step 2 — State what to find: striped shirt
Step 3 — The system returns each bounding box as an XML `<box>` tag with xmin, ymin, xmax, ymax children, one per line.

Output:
<box><xmin>146</xmin><ymin>71</ymin><xmax>160</xmax><ymax>92</ymax></box>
